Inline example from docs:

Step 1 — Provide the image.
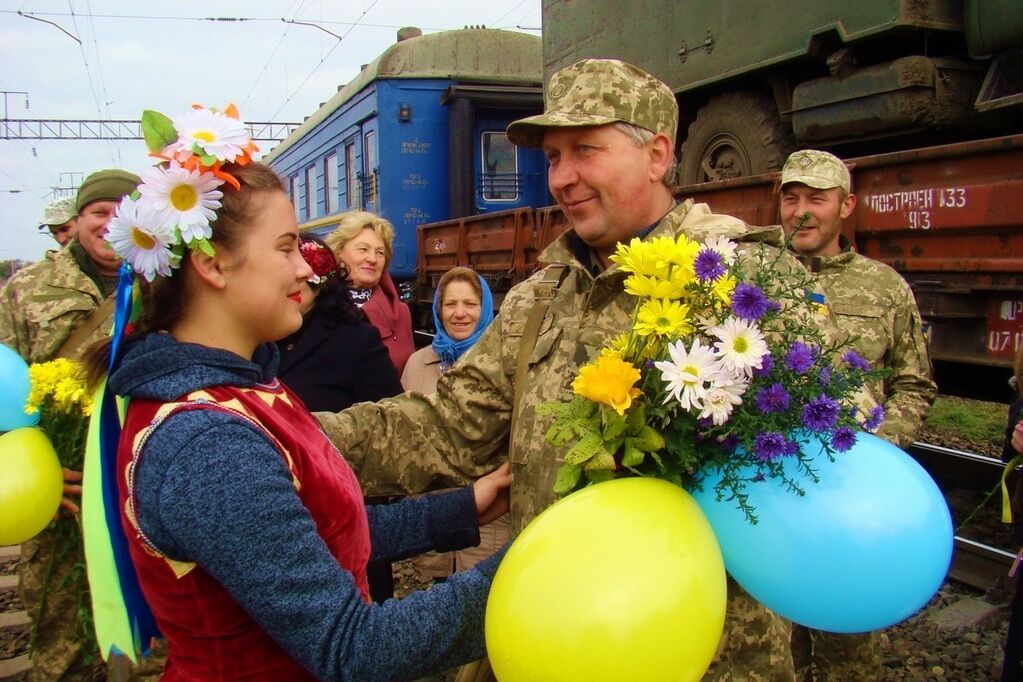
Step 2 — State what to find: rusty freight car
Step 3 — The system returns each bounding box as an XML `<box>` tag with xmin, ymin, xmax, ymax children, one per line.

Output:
<box><xmin>415</xmin><ymin>134</ymin><xmax>1023</xmax><ymax>395</ymax></box>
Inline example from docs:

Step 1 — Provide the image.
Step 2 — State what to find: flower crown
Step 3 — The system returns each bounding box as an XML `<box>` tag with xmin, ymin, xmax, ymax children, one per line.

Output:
<box><xmin>299</xmin><ymin>239</ymin><xmax>340</xmax><ymax>285</ymax></box>
<box><xmin>105</xmin><ymin>104</ymin><xmax>259</xmax><ymax>282</ymax></box>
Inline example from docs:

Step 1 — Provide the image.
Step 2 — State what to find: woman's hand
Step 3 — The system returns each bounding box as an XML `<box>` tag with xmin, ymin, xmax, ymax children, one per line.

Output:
<box><xmin>1013</xmin><ymin>420</ymin><xmax>1023</xmax><ymax>455</ymax></box>
<box><xmin>59</xmin><ymin>467</ymin><xmax>83</xmax><ymax>516</ymax></box>
<box><xmin>473</xmin><ymin>462</ymin><xmax>513</xmax><ymax>526</ymax></box>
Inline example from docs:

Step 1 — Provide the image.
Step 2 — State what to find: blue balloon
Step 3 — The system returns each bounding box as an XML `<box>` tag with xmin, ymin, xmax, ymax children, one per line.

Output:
<box><xmin>0</xmin><ymin>343</ymin><xmax>39</xmax><ymax>431</ymax></box>
<box><xmin>691</xmin><ymin>432</ymin><xmax>953</xmax><ymax>633</ymax></box>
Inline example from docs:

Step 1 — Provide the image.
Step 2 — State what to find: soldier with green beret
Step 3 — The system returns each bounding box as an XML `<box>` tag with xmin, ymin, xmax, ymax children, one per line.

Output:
<box><xmin>318</xmin><ymin>59</ymin><xmax>813</xmax><ymax>681</ymax></box>
<box><xmin>1</xmin><ymin>167</ymin><xmax>139</xmax><ymax>681</ymax></box>
<box><xmin>780</xmin><ymin>149</ymin><xmax>937</xmax><ymax>681</ymax></box>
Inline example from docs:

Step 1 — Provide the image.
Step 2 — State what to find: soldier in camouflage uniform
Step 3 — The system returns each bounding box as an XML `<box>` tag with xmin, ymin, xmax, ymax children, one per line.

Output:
<box><xmin>779</xmin><ymin>149</ymin><xmax>937</xmax><ymax>681</ymax></box>
<box><xmin>318</xmin><ymin>59</ymin><xmax>809</xmax><ymax>681</ymax></box>
<box><xmin>0</xmin><ymin>169</ymin><xmax>139</xmax><ymax>681</ymax></box>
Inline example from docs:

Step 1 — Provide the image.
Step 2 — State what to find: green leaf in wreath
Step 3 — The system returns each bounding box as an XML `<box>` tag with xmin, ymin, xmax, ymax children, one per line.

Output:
<box><xmin>141</xmin><ymin>110</ymin><xmax>178</xmax><ymax>153</ymax></box>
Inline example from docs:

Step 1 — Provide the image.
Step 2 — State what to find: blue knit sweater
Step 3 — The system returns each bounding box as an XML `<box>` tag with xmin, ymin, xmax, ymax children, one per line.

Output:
<box><xmin>108</xmin><ymin>332</ymin><xmax>503</xmax><ymax>681</ymax></box>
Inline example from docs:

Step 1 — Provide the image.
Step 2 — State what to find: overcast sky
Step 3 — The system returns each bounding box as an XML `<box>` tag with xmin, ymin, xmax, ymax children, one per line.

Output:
<box><xmin>0</xmin><ymin>0</ymin><xmax>541</xmax><ymax>262</ymax></box>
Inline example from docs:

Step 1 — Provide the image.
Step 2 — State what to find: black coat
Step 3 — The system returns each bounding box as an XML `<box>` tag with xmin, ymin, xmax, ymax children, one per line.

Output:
<box><xmin>277</xmin><ymin>306</ymin><xmax>403</xmax><ymax>412</ymax></box>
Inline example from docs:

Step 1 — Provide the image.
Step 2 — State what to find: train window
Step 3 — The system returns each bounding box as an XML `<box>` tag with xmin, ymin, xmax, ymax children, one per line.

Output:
<box><xmin>481</xmin><ymin>132</ymin><xmax>518</xmax><ymax>201</ymax></box>
<box><xmin>325</xmin><ymin>152</ymin><xmax>338</xmax><ymax>214</ymax></box>
<box><xmin>363</xmin><ymin>131</ymin><xmax>378</xmax><ymax>206</ymax></box>
<box><xmin>305</xmin><ymin>165</ymin><xmax>317</xmax><ymax>219</ymax></box>
<box><xmin>290</xmin><ymin>175</ymin><xmax>300</xmax><ymax>221</ymax></box>
<box><xmin>345</xmin><ymin>142</ymin><xmax>359</xmax><ymax>209</ymax></box>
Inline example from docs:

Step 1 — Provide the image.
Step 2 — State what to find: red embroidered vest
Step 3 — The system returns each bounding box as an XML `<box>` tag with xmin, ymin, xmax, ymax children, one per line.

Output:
<box><xmin>118</xmin><ymin>380</ymin><xmax>371</xmax><ymax>681</ymax></box>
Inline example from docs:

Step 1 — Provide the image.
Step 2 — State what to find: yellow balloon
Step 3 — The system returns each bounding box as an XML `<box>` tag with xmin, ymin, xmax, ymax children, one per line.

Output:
<box><xmin>486</xmin><ymin>477</ymin><xmax>726</xmax><ymax>681</ymax></box>
<box><xmin>0</xmin><ymin>427</ymin><xmax>63</xmax><ymax>545</ymax></box>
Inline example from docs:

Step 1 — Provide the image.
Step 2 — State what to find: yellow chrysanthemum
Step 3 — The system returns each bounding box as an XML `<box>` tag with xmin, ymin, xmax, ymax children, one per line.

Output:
<box><xmin>624</xmin><ymin>273</ymin><xmax>687</xmax><ymax>300</ymax></box>
<box><xmin>634</xmin><ymin>298</ymin><xmax>693</xmax><ymax>338</ymax></box>
<box><xmin>610</xmin><ymin>238</ymin><xmax>666</xmax><ymax>278</ymax></box>
<box><xmin>26</xmin><ymin>359</ymin><xmax>92</xmax><ymax>416</ymax></box>
<box><xmin>572</xmin><ymin>355</ymin><xmax>642</xmax><ymax>416</ymax></box>
<box><xmin>599</xmin><ymin>333</ymin><xmax>631</xmax><ymax>359</ymax></box>
<box><xmin>712</xmin><ymin>273</ymin><xmax>737</xmax><ymax>306</ymax></box>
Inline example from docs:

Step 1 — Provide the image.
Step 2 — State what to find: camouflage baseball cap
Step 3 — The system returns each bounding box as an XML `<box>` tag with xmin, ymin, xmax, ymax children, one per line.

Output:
<box><xmin>506</xmin><ymin>58</ymin><xmax>678</xmax><ymax>148</ymax></box>
<box><xmin>780</xmin><ymin>149</ymin><xmax>851</xmax><ymax>194</ymax></box>
<box><xmin>39</xmin><ymin>196</ymin><xmax>77</xmax><ymax>227</ymax></box>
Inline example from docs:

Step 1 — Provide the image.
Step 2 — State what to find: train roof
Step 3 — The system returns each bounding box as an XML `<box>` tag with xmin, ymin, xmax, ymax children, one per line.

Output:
<box><xmin>262</xmin><ymin>28</ymin><xmax>542</xmax><ymax>162</ymax></box>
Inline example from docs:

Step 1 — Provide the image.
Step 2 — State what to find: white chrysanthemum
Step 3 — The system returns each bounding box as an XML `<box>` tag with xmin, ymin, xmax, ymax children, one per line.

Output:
<box><xmin>700</xmin><ymin>374</ymin><xmax>747</xmax><ymax>426</ymax></box>
<box><xmin>709</xmin><ymin>316</ymin><xmax>769</xmax><ymax>377</ymax></box>
<box><xmin>704</xmin><ymin>235</ymin><xmax>738</xmax><ymax>265</ymax></box>
<box><xmin>167</xmin><ymin>108</ymin><xmax>249</xmax><ymax>162</ymax></box>
<box><xmin>653</xmin><ymin>338</ymin><xmax>721</xmax><ymax>411</ymax></box>
<box><xmin>137</xmin><ymin>162</ymin><xmax>223</xmax><ymax>242</ymax></box>
<box><xmin>105</xmin><ymin>197</ymin><xmax>176</xmax><ymax>282</ymax></box>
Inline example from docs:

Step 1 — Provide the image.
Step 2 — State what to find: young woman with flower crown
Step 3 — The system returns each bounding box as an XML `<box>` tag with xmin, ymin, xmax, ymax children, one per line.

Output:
<box><xmin>84</xmin><ymin>105</ymin><xmax>512</xmax><ymax>681</ymax></box>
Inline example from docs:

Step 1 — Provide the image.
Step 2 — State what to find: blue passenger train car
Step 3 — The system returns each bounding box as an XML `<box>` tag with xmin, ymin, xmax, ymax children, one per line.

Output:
<box><xmin>263</xmin><ymin>27</ymin><xmax>548</xmax><ymax>281</ymax></box>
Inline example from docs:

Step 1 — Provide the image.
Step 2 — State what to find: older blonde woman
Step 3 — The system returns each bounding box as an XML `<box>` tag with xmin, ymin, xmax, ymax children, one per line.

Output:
<box><xmin>326</xmin><ymin>211</ymin><xmax>414</xmax><ymax>374</ymax></box>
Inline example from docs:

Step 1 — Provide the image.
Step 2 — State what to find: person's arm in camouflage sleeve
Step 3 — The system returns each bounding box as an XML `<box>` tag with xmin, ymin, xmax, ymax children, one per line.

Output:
<box><xmin>0</xmin><ymin>274</ymin><xmax>32</xmax><ymax>360</ymax></box>
<box><xmin>316</xmin><ymin>315</ymin><xmax>515</xmax><ymax>496</ymax></box>
<box><xmin>874</xmin><ymin>278</ymin><xmax>937</xmax><ymax>448</ymax></box>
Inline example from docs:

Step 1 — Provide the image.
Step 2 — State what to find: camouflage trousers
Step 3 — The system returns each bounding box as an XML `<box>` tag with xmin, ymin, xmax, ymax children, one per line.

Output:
<box><xmin>19</xmin><ymin>523</ymin><xmax>103</xmax><ymax>681</ymax></box>
<box><xmin>791</xmin><ymin>626</ymin><xmax>882</xmax><ymax>681</ymax></box>
<box><xmin>703</xmin><ymin>579</ymin><xmax>795</xmax><ymax>681</ymax></box>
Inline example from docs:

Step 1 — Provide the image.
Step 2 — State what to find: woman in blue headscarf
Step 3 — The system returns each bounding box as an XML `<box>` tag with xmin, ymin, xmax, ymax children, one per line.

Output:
<box><xmin>401</xmin><ymin>267</ymin><xmax>506</xmax><ymax>582</ymax></box>
<box><xmin>401</xmin><ymin>267</ymin><xmax>494</xmax><ymax>392</ymax></box>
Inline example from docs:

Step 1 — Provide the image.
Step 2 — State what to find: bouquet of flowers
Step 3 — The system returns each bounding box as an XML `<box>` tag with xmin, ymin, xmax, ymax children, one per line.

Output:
<box><xmin>24</xmin><ymin>357</ymin><xmax>96</xmax><ymax>656</ymax></box>
<box><xmin>538</xmin><ymin>227</ymin><xmax>887</xmax><ymax>522</ymax></box>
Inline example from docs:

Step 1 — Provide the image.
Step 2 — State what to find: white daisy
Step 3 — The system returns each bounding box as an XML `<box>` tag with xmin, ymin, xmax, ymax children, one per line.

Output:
<box><xmin>709</xmin><ymin>316</ymin><xmax>769</xmax><ymax>377</ymax></box>
<box><xmin>704</xmin><ymin>235</ymin><xmax>738</xmax><ymax>265</ymax></box>
<box><xmin>137</xmin><ymin>162</ymin><xmax>223</xmax><ymax>242</ymax></box>
<box><xmin>166</xmin><ymin>108</ymin><xmax>249</xmax><ymax>162</ymax></box>
<box><xmin>700</xmin><ymin>374</ymin><xmax>747</xmax><ymax>426</ymax></box>
<box><xmin>106</xmin><ymin>197</ymin><xmax>177</xmax><ymax>282</ymax></box>
<box><xmin>653</xmin><ymin>338</ymin><xmax>721</xmax><ymax>412</ymax></box>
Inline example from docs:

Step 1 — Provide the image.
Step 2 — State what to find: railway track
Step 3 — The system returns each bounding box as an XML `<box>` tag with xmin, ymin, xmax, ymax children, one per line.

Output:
<box><xmin>908</xmin><ymin>441</ymin><xmax>1017</xmax><ymax>592</ymax></box>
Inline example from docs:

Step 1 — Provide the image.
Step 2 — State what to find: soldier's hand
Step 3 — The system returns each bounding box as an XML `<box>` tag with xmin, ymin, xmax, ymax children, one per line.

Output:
<box><xmin>1012</xmin><ymin>420</ymin><xmax>1023</xmax><ymax>455</ymax></box>
<box><xmin>473</xmin><ymin>462</ymin><xmax>513</xmax><ymax>526</ymax></box>
<box><xmin>58</xmin><ymin>467</ymin><xmax>83</xmax><ymax>516</ymax></box>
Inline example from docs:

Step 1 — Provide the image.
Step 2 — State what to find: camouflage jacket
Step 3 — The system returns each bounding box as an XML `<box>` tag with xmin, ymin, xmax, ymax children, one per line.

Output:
<box><xmin>318</xmin><ymin>200</ymin><xmax>829</xmax><ymax>534</ymax></box>
<box><xmin>0</xmin><ymin>247</ymin><xmax>108</xmax><ymax>363</ymax></box>
<box><xmin>806</xmin><ymin>248</ymin><xmax>936</xmax><ymax>447</ymax></box>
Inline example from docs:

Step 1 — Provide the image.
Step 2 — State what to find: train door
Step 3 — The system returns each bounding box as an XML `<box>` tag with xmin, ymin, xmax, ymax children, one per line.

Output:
<box><xmin>474</xmin><ymin>112</ymin><xmax>548</xmax><ymax>211</ymax></box>
<box><xmin>361</xmin><ymin>121</ymin><xmax>379</xmax><ymax>215</ymax></box>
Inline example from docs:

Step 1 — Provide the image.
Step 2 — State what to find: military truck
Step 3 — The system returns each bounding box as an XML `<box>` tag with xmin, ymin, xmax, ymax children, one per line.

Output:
<box><xmin>541</xmin><ymin>0</ymin><xmax>1022</xmax><ymax>185</ymax></box>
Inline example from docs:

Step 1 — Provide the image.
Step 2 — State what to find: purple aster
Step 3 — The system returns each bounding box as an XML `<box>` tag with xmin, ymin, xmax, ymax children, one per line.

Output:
<box><xmin>842</xmin><ymin>349</ymin><xmax>872</xmax><ymax>372</ymax></box>
<box><xmin>831</xmin><ymin>427</ymin><xmax>857</xmax><ymax>452</ymax></box>
<box><xmin>786</xmin><ymin>341</ymin><xmax>815</xmax><ymax>374</ymax></box>
<box><xmin>755</xmin><ymin>383</ymin><xmax>791</xmax><ymax>414</ymax></box>
<box><xmin>864</xmin><ymin>404</ymin><xmax>886</xmax><ymax>431</ymax></box>
<box><xmin>802</xmin><ymin>395</ymin><xmax>841</xmax><ymax>432</ymax></box>
<box><xmin>819</xmin><ymin>363</ymin><xmax>833</xmax><ymax>386</ymax></box>
<box><xmin>731</xmin><ymin>282</ymin><xmax>771</xmax><ymax>321</ymax></box>
<box><xmin>694</xmin><ymin>249</ymin><xmax>726</xmax><ymax>282</ymax></box>
<box><xmin>720</xmin><ymin>434</ymin><xmax>740</xmax><ymax>451</ymax></box>
<box><xmin>783</xmin><ymin>437</ymin><xmax>801</xmax><ymax>456</ymax></box>
<box><xmin>766</xmin><ymin>300</ymin><xmax>782</xmax><ymax>314</ymax></box>
<box><xmin>754</xmin><ymin>352</ymin><xmax>774</xmax><ymax>377</ymax></box>
<box><xmin>754</xmin><ymin>432</ymin><xmax>790</xmax><ymax>461</ymax></box>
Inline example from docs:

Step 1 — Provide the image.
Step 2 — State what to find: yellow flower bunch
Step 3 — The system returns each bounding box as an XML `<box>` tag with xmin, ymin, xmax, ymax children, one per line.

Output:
<box><xmin>572</xmin><ymin>356</ymin><xmax>642</xmax><ymax>416</ymax></box>
<box><xmin>26</xmin><ymin>358</ymin><xmax>93</xmax><ymax>417</ymax></box>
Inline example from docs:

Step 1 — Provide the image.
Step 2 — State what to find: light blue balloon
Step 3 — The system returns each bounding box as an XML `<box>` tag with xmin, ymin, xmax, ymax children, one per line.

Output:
<box><xmin>691</xmin><ymin>432</ymin><xmax>953</xmax><ymax>633</ymax></box>
<box><xmin>0</xmin><ymin>343</ymin><xmax>39</xmax><ymax>431</ymax></box>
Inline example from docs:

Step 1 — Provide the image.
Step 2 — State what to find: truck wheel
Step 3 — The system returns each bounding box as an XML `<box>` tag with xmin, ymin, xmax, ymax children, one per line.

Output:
<box><xmin>680</xmin><ymin>92</ymin><xmax>794</xmax><ymax>185</ymax></box>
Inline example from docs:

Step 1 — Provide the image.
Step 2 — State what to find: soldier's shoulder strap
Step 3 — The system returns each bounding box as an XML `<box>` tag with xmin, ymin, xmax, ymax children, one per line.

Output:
<box><xmin>55</xmin><ymin>295</ymin><xmax>116</xmax><ymax>360</ymax></box>
<box><xmin>512</xmin><ymin>263</ymin><xmax>569</xmax><ymax>424</ymax></box>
